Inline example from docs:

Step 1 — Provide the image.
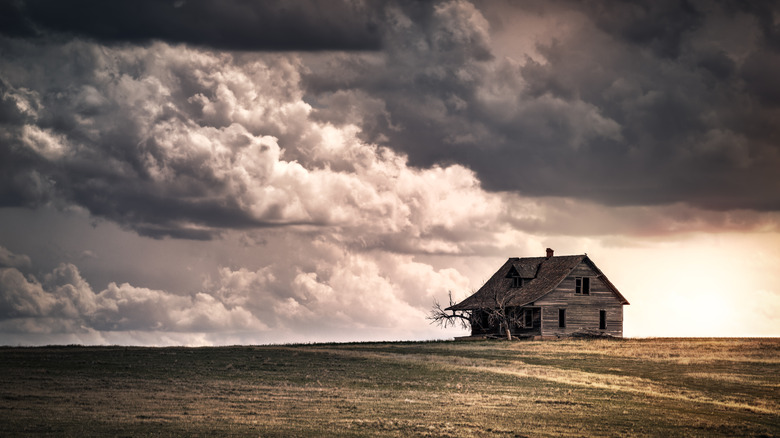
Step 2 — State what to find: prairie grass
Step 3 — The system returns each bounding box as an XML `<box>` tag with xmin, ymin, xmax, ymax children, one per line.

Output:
<box><xmin>0</xmin><ymin>338</ymin><xmax>777</xmax><ymax>436</ymax></box>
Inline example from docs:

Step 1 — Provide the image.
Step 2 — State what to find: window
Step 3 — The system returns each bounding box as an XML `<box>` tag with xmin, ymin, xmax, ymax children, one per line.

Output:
<box><xmin>575</xmin><ymin>277</ymin><xmax>590</xmax><ymax>295</ymax></box>
<box><xmin>506</xmin><ymin>266</ymin><xmax>525</xmax><ymax>288</ymax></box>
<box><xmin>599</xmin><ymin>310</ymin><xmax>607</xmax><ymax>330</ymax></box>
<box><xmin>558</xmin><ymin>308</ymin><xmax>566</xmax><ymax>328</ymax></box>
<box><xmin>524</xmin><ymin>308</ymin><xmax>533</xmax><ymax>328</ymax></box>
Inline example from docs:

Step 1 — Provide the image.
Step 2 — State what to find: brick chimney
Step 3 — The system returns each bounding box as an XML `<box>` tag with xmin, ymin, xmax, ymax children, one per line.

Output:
<box><xmin>546</xmin><ymin>248</ymin><xmax>554</xmax><ymax>259</ymax></box>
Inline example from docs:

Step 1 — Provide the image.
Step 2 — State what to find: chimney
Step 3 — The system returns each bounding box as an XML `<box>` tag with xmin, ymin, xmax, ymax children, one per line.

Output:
<box><xmin>546</xmin><ymin>248</ymin><xmax>554</xmax><ymax>259</ymax></box>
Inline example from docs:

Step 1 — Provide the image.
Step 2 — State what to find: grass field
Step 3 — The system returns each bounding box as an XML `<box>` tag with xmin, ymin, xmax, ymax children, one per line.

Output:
<box><xmin>0</xmin><ymin>338</ymin><xmax>778</xmax><ymax>436</ymax></box>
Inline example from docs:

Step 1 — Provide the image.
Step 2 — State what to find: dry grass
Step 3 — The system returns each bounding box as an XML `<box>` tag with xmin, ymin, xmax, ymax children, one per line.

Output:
<box><xmin>0</xmin><ymin>338</ymin><xmax>778</xmax><ymax>436</ymax></box>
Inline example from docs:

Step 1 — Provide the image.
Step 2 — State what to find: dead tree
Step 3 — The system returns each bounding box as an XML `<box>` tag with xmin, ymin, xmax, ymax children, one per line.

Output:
<box><xmin>428</xmin><ymin>291</ymin><xmax>471</xmax><ymax>331</ymax></box>
<box><xmin>485</xmin><ymin>288</ymin><xmax>519</xmax><ymax>341</ymax></box>
<box><xmin>429</xmin><ymin>290</ymin><xmax>522</xmax><ymax>340</ymax></box>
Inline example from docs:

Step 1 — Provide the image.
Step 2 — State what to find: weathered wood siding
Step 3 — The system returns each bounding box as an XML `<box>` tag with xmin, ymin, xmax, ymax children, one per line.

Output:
<box><xmin>536</xmin><ymin>261</ymin><xmax>624</xmax><ymax>337</ymax></box>
<box><xmin>510</xmin><ymin>307</ymin><xmax>541</xmax><ymax>336</ymax></box>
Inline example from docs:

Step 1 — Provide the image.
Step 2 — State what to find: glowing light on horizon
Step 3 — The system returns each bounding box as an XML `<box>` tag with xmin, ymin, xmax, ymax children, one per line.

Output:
<box><xmin>608</xmin><ymin>232</ymin><xmax>780</xmax><ymax>337</ymax></box>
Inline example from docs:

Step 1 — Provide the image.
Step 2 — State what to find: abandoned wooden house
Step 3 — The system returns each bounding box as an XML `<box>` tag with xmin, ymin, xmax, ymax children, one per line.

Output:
<box><xmin>447</xmin><ymin>249</ymin><xmax>629</xmax><ymax>339</ymax></box>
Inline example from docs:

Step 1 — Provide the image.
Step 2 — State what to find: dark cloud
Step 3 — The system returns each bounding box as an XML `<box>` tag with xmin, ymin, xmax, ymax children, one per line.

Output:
<box><xmin>1</xmin><ymin>0</ymin><xmax>382</xmax><ymax>51</ymax></box>
<box><xmin>0</xmin><ymin>80</ymin><xmax>54</xmax><ymax>208</ymax></box>
<box><xmin>737</xmin><ymin>0</ymin><xmax>780</xmax><ymax>51</ymax></box>
<box><xmin>2</xmin><ymin>0</ymin><xmax>780</xmax><ymax>246</ymax></box>
<box><xmin>4</xmin><ymin>2</ymin><xmax>780</xmax><ymax>346</ymax></box>
<box><xmin>741</xmin><ymin>48</ymin><xmax>780</xmax><ymax>106</ymax></box>
<box><xmin>578</xmin><ymin>0</ymin><xmax>703</xmax><ymax>58</ymax></box>
<box><xmin>305</xmin><ymin>0</ymin><xmax>780</xmax><ymax>211</ymax></box>
<box><xmin>0</xmin><ymin>37</ymin><xmax>507</xmax><ymax>244</ymax></box>
<box><xmin>0</xmin><ymin>1</ymin><xmax>37</xmax><ymax>38</ymax></box>
<box><xmin>0</xmin><ymin>42</ymin><xmax>319</xmax><ymax>239</ymax></box>
<box><xmin>0</xmin><ymin>246</ymin><xmax>31</xmax><ymax>270</ymax></box>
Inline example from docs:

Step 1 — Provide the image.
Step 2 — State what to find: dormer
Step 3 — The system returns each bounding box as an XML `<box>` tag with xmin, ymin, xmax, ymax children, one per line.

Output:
<box><xmin>506</xmin><ymin>266</ymin><xmax>525</xmax><ymax>288</ymax></box>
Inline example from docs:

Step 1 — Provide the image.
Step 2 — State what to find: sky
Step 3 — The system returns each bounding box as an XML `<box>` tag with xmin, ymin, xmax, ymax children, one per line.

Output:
<box><xmin>1</xmin><ymin>0</ymin><xmax>779</xmax><ymax>346</ymax></box>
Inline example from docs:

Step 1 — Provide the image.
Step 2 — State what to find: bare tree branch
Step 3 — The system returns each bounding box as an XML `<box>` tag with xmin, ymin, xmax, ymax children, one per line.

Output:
<box><xmin>427</xmin><ymin>291</ymin><xmax>471</xmax><ymax>330</ymax></box>
<box><xmin>430</xmin><ymin>285</ymin><xmax>526</xmax><ymax>340</ymax></box>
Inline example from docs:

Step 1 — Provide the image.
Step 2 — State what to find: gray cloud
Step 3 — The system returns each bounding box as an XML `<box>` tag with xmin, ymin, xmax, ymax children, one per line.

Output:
<box><xmin>0</xmin><ymin>38</ymin><xmax>519</xmax><ymax>248</ymax></box>
<box><xmin>0</xmin><ymin>246</ymin><xmax>31</xmax><ymax>270</ymax></box>
<box><xmin>0</xmin><ymin>239</ymin><xmax>468</xmax><ymax>344</ymax></box>
<box><xmin>1</xmin><ymin>0</ymin><xmax>382</xmax><ymax>51</ymax></box>
<box><xmin>0</xmin><ymin>245</ymin><xmax>268</xmax><ymax>336</ymax></box>
<box><xmin>3</xmin><ymin>1</ymin><xmax>780</xmax><ymax>345</ymax></box>
<box><xmin>1</xmin><ymin>0</ymin><xmax>779</xmax><ymax>244</ymax></box>
<box><xmin>0</xmin><ymin>42</ymin><xmax>313</xmax><ymax>238</ymax></box>
<box><xmin>576</xmin><ymin>0</ymin><xmax>704</xmax><ymax>59</ymax></box>
<box><xmin>304</xmin><ymin>0</ymin><xmax>780</xmax><ymax>211</ymax></box>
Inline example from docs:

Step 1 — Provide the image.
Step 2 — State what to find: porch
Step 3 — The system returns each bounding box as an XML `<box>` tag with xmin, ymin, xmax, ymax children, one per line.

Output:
<box><xmin>469</xmin><ymin>306</ymin><xmax>542</xmax><ymax>337</ymax></box>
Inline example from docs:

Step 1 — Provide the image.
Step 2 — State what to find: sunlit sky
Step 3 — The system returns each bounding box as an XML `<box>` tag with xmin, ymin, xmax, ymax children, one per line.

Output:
<box><xmin>1</xmin><ymin>0</ymin><xmax>779</xmax><ymax>345</ymax></box>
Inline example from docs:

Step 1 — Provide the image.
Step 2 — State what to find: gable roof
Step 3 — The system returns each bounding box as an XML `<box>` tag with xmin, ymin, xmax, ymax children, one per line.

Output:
<box><xmin>447</xmin><ymin>254</ymin><xmax>629</xmax><ymax>311</ymax></box>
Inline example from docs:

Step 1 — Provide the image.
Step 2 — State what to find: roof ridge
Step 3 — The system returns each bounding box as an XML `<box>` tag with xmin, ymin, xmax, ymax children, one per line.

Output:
<box><xmin>510</xmin><ymin>254</ymin><xmax>585</xmax><ymax>261</ymax></box>
<box><xmin>511</xmin><ymin>254</ymin><xmax>585</xmax><ymax>257</ymax></box>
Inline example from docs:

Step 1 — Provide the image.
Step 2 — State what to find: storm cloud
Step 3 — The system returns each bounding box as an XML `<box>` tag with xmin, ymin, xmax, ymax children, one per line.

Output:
<box><xmin>305</xmin><ymin>0</ymin><xmax>780</xmax><ymax>210</ymax></box>
<box><xmin>3</xmin><ymin>0</ymin><xmax>780</xmax><ymax>238</ymax></box>
<box><xmin>1</xmin><ymin>0</ymin><xmax>780</xmax><ymax>344</ymax></box>
<box><xmin>1</xmin><ymin>0</ymin><xmax>382</xmax><ymax>51</ymax></box>
<box><xmin>0</xmin><ymin>38</ymin><xmax>514</xmax><ymax>246</ymax></box>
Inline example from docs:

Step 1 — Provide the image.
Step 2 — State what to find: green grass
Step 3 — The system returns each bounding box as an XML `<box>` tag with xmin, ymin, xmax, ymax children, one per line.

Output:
<box><xmin>0</xmin><ymin>338</ymin><xmax>778</xmax><ymax>436</ymax></box>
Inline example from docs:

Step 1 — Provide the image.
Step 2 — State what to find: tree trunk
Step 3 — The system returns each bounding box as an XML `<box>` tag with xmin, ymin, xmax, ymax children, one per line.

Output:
<box><xmin>504</xmin><ymin>326</ymin><xmax>512</xmax><ymax>341</ymax></box>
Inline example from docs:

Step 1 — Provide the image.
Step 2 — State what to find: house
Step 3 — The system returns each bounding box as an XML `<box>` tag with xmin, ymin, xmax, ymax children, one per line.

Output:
<box><xmin>447</xmin><ymin>249</ymin><xmax>629</xmax><ymax>339</ymax></box>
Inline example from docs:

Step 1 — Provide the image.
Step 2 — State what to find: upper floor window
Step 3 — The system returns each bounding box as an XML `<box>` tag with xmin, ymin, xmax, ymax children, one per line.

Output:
<box><xmin>575</xmin><ymin>277</ymin><xmax>591</xmax><ymax>295</ymax></box>
<box><xmin>507</xmin><ymin>266</ymin><xmax>524</xmax><ymax>288</ymax></box>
